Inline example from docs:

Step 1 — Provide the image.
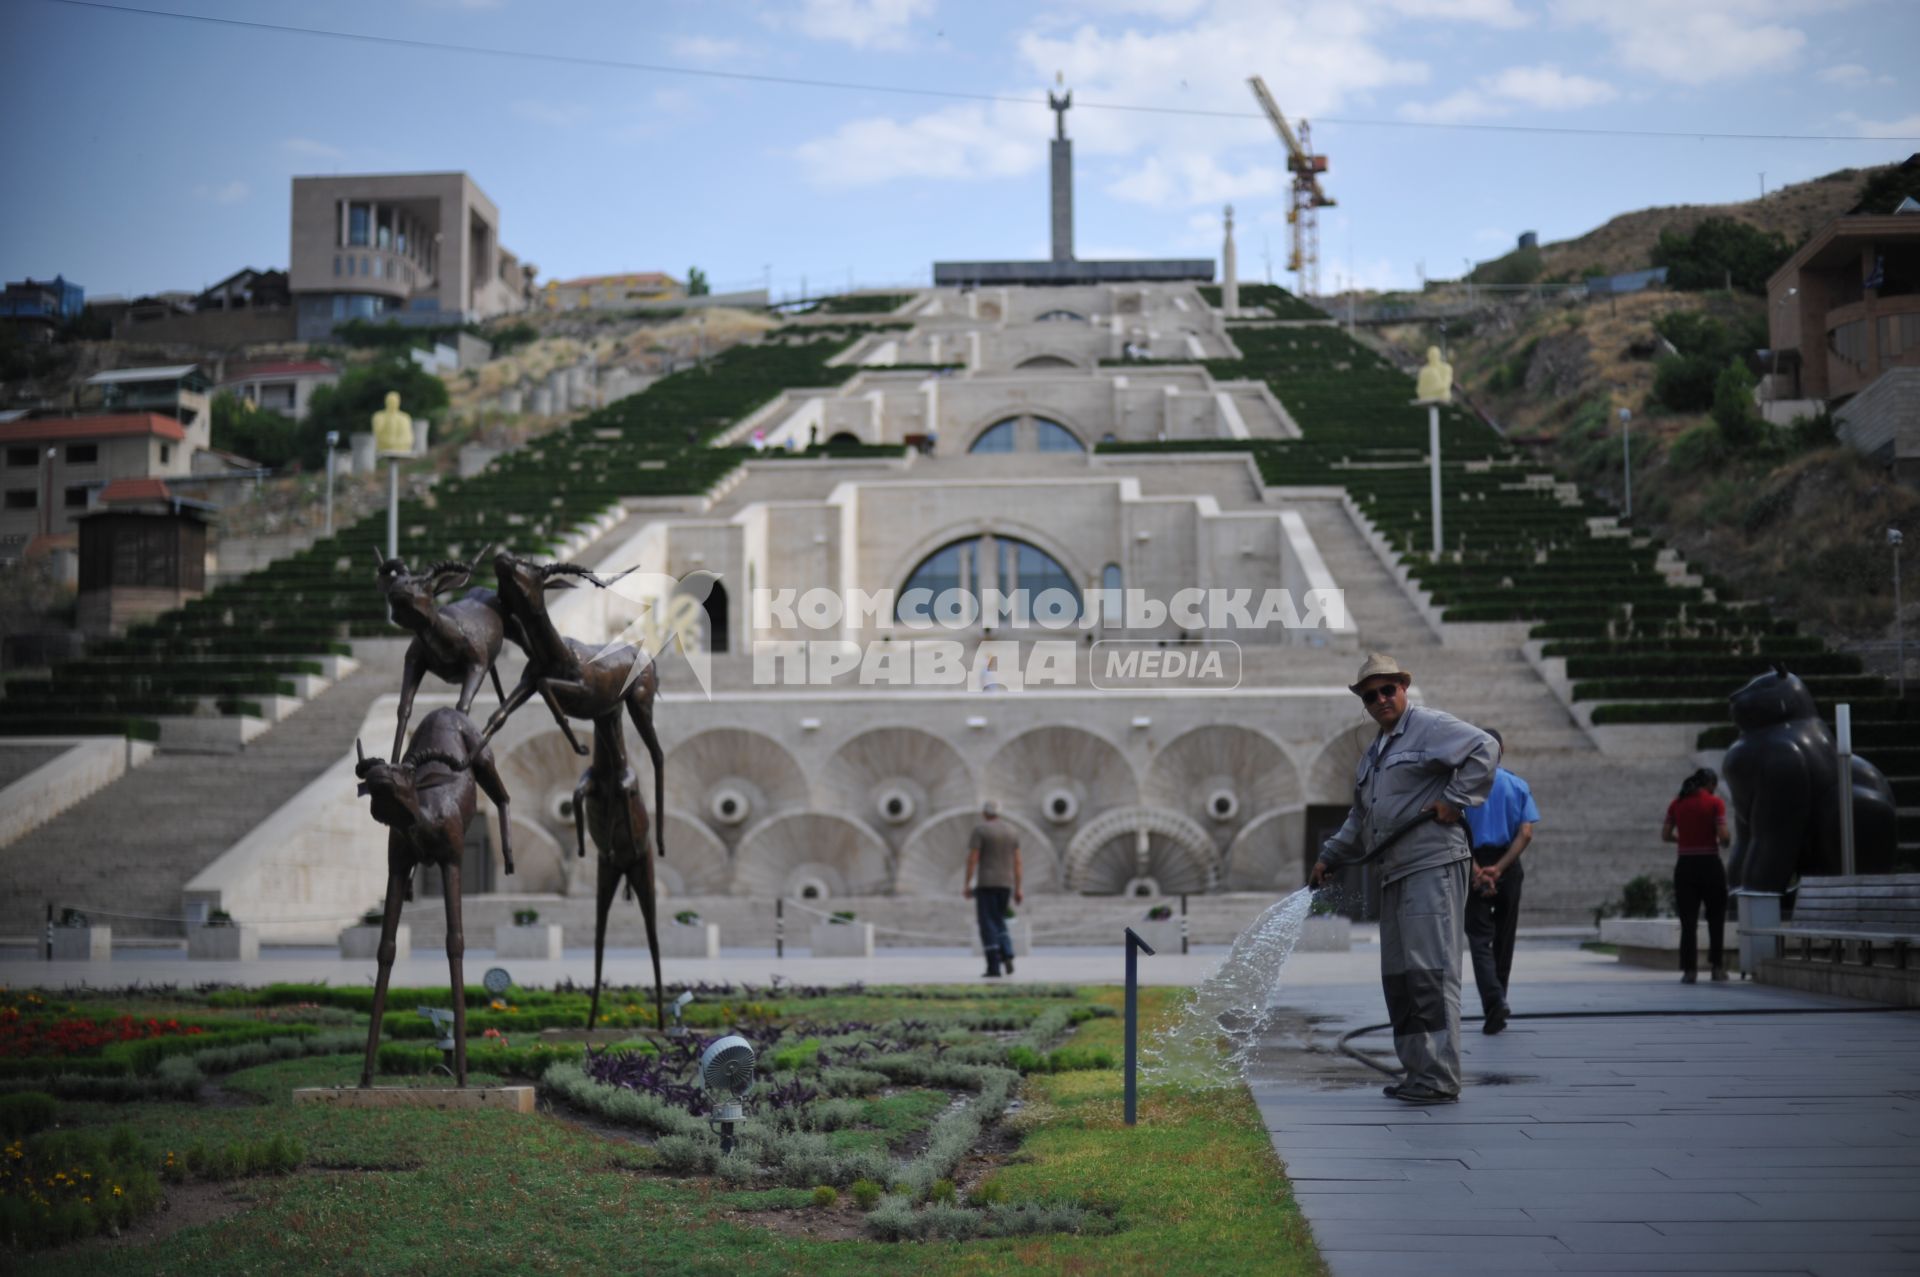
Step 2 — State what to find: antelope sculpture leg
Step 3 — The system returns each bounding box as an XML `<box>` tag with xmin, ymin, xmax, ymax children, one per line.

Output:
<box><xmin>444</xmin><ymin>860</ymin><xmax>467</xmax><ymax>1088</ymax></box>
<box><xmin>360</xmin><ymin>845</ymin><xmax>409</xmax><ymax>1088</ymax></box>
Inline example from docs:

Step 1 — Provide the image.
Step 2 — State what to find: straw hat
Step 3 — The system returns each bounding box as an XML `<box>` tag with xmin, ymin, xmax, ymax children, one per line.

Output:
<box><xmin>1349</xmin><ymin>652</ymin><xmax>1414</xmax><ymax>695</ymax></box>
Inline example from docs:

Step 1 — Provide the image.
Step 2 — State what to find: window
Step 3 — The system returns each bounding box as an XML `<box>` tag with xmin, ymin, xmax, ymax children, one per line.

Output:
<box><xmin>5</xmin><ymin>447</ymin><xmax>35</xmax><ymax>467</ymax></box>
<box><xmin>334</xmin><ymin>255</ymin><xmax>342</xmax><ymax>277</ymax></box>
<box><xmin>898</xmin><ymin>534</ymin><xmax>1080</xmax><ymax>626</ymax></box>
<box><xmin>4</xmin><ymin>490</ymin><xmax>35</xmax><ymax>510</ymax></box>
<box><xmin>345</xmin><ymin>256</ymin><xmax>355</xmax><ymax>277</ymax></box>
<box><xmin>1035</xmin><ymin>419</ymin><xmax>1085</xmax><ymax>452</ymax></box>
<box><xmin>969</xmin><ymin>420</ymin><xmax>1016</xmax><ymax>453</ymax></box>
<box><xmin>348</xmin><ymin>204</ymin><xmax>369</xmax><ymax>247</ymax></box>
<box><xmin>1101</xmin><ymin>563</ymin><xmax>1123</xmax><ymax>623</ymax></box>
<box><xmin>64</xmin><ymin>485</ymin><xmax>89</xmax><ymax>509</ymax></box>
<box><xmin>66</xmin><ymin>443</ymin><xmax>98</xmax><ymax>464</ymax></box>
<box><xmin>159</xmin><ymin>445</ymin><xmax>172</xmax><ymax>464</ymax></box>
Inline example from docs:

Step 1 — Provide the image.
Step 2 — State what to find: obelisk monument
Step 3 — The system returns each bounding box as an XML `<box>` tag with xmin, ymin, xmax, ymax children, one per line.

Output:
<box><xmin>1223</xmin><ymin>204</ymin><xmax>1239</xmax><ymax>315</ymax></box>
<box><xmin>1049</xmin><ymin>79</ymin><xmax>1073</xmax><ymax>262</ymax></box>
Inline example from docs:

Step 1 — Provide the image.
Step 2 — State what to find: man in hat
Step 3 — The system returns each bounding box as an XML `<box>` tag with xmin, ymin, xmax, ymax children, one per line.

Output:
<box><xmin>964</xmin><ymin>800</ymin><xmax>1023</xmax><ymax>977</ymax></box>
<box><xmin>1310</xmin><ymin>653</ymin><xmax>1496</xmax><ymax>1103</ymax></box>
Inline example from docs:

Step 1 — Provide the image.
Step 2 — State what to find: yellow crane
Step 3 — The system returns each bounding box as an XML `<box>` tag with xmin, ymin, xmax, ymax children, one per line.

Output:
<box><xmin>1248</xmin><ymin>75</ymin><xmax>1335</xmax><ymax>299</ymax></box>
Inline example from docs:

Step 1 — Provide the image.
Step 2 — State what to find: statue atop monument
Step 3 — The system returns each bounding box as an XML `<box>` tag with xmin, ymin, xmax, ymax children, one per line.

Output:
<box><xmin>1414</xmin><ymin>347</ymin><xmax>1453</xmax><ymax>405</ymax></box>
<box><xmin>1048</xmin><ymin>72</ymin><xmax>1075</xmax><ymax>262</ymax></box>
<box><xmin>1049</xmin><ymin>72</ymin><xmax>1071</xmax><ymax>141</ymax></box>
<box><xmin>372</xmin><ymin>391</ymin><xmax>415</xmax><ymax>457</ymax></box>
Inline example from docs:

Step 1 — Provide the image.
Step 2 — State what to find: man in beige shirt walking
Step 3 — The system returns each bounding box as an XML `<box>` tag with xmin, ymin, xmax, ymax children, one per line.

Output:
<box><xmin>965</xmin><ymin>800</ymin><xmax>1024</xmax><ymax>977</ymax></box>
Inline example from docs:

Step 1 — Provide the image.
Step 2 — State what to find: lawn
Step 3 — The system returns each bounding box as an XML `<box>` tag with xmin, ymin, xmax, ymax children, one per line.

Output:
<box><xmin>1</xmin><ymin>983</ymin><xmax>1323</xmax><ymax>1275</ymax></box>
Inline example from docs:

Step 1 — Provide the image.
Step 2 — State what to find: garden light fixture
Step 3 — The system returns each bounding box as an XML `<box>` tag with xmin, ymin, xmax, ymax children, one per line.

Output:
<box><xmin>668</xmin><ymin>990</ymin><xmax>694</xmax><ymax>1039</ymax></box>
<box><xmin>700</xmin><ymin>1034</ymin><xmax>756</xmax><ymax>1154</ymax></box>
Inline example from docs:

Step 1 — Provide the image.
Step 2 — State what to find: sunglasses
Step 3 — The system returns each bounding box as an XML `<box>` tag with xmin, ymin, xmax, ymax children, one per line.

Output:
<box><xmin>1357</xmin><ymin>683</ymin><xmax>1402</xmax><ymax>706</ymax></box>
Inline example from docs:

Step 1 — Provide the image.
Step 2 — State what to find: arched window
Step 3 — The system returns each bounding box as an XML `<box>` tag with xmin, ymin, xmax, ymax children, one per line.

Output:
<box><xmin>1036</xmin><ymin>420</ymin><xmax>1084</xmax><ymax>452</ymax></box>
<box><xmin>969</xmin><ymin>420</ymin><xmax>1016</xmax><ymax>453</ymax></box>
<box><xmin>898</xmin><ymin>534</ymin><xmax>1081</xmax><ymax>627</ymax></box>
<box><xmin>702</xmin><ymin>580</ymin><xmax>729</xmax><ymax>654</ymax></box>
<box><xmin>968</xmin><ymin>415</ymin><xmax>1086</xmax><ymax>454</ymax></box>
<box><xmin>1036</xmin><ymin>309</ymin><xmax>1086</xmax><ymax>323</ymax></box>
<box><xmin>1014</xmin><ymin>354</ymin><xmax>1076</xmax><ymax>369</ymax></box>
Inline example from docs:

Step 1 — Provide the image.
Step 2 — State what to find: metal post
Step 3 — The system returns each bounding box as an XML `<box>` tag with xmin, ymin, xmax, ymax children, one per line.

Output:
<box><xmin>1619</xmin><ymin>408</ymin><xmax>1632</xmax><ymax>520</ymax></box>
<box><xmin>1180</xmin><ymin>893</ymin><xmax>1189</xmax><ymax>955</ymax></box>
<box><xmin>1124</xmin><ymin>925</ymin><xmax>1155</xmax><ymax>1126</ymax></box>
<box><xmin>1428</xmin><ymin>403</ymin><xmax>1443</xmax><ymax>555</ymax></box>
<box><xmin>323</xmin><ymin>430</ymin><xmax>338</xmax><ymax>535</ymax></box>
<box><xmin>44</xmin><ymin>902</ymin><xmax>53</xmax><ymax>962</ymax></box>
<box><xmin>1837</xmin><ymin>703</ymin><xmax>1856</xmax><ymax>877</ymax></box>
<box><xmin>775</xmin><ymin>898</ymin><xmax>784</xmax><ymax>959</ymax></box>
<box><xmin>386</xmin><ymin>458</ymin><xmax>400</xmax><ymax>560</ymax></box>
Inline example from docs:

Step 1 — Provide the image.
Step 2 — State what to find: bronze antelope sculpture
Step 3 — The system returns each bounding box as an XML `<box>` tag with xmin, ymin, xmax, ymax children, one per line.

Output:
<box><xmin>479</xmin><ymin>551</ymin><xmax>666</xmax><ymax>862</ymax></box>
<box><xmin>375</xmin><ymin>548</ymin><xmax>525</xmax><ymax>764</ymax></box>
<box><xmin>353</xmin><ymin>707</ymin><xmax>514</xmax><ymax>1088</ymax></box>
<box><xmin>573</xmin><ymin>718</ymin><xmax>665</xmax><ymax>1032</ymax></box>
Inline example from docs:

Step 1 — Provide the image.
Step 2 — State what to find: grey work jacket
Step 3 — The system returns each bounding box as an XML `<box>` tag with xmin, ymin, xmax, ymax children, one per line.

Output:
<box><xmin>1317</xmin><ymin>705</ymin><xmax>1497</xmax><ymax>886</ymax></box>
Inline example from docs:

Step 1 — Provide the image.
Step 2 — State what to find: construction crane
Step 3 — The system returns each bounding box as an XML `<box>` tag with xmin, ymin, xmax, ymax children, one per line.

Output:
<box><xmin>1248</xmin><ymin>75</ymin><xmax>1334</xmax><ymax>299</ymax></box>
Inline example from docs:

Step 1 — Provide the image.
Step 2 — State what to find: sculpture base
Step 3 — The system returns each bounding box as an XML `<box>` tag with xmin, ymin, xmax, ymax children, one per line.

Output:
<box><xmin>292</xmin><ymin>1085</ymin><xmax>535</xmax><ymax>1112</ymax></box>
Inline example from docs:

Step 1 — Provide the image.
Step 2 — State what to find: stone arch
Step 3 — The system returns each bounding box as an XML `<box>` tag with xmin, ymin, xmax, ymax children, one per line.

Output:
<box><xmin>497</xmin><ymin>729</ymin><xmax>595</xmax><ymax>865</ymax></box>
<box><xmin>985</xmin><ymin>725</ymin><xmax>1138</xmax><ymax>850</ymax></box>
<box><xmin>1063</xmin><ymin>805</ymin><xmax>1219</xmax><ymax>895</ymax></box>
<box><xmin>1035</xmin><ymin>309</ymin><xmax>1087</xmax><ymax>323</ymax></box>
<box><xmin>659</xmin><ymin>811</ymin><xmax>732</xmax><ymax>894</ymax></box>
<box><xmin>730</xmin><ymin>811</ymin><xmax>892</xmax><ymax>898</ymax></box>
<box><xmin>958</xmin><ymin>404</ymin><xmax>1092</xmax><ymax>455</ymax></box>
<box><xmin>894</xmin><ymin>807</ymin><xmax>1059</xmax><ymax>897</ymax></box>
<box><xmin>1143</xmin><ymin>724</ymin><xmax>1302</xmax><ymax>853</ymax></box>
<box><xmin>1224</xmin><ymin>806</ymin><xmax>1309</xmax><ymax>892</ymax></box>
<box><xmin>1014</xmin><ymin>353</ymin><xmax>1080</xmax><ymax>369</ymax></box>
<box><xmin>1307</xmin><ymin>722</ymin><xmax>1379</xmax><ymax>805</ymax></box>
<box><xmin>503</xmin><ymin>816</ymin><xmax>569</xmax><ymax>895</ymax></box>
<box><xmin>818</xmin><ymin>727</ymin><xmax>976</xmax><ymax>848</ymax></box>
<box><xmin>663</xmin><ymin>728</ymin><xmax>810</xmax><ymax>850</ymax></box>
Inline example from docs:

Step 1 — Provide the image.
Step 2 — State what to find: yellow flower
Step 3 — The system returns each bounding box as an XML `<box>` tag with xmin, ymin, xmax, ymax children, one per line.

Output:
<box><xmin>113</xmin><ymin>1185</ymin><xmax>123</xmax><ymax>1197</ymax></box>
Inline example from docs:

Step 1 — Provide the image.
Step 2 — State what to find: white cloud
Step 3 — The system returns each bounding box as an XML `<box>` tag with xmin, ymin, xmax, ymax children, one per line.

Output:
<box><xmin>1402</xmin><ymin>63</ymin><xmax>1614</xmax><ymax>122</ymax></box>
<box><xmin>792</xmin><ymin>102</ymin><xmax>1041</xmax><ymax>186</ymax></box>
<box><xmin>777</xmin><ymin>0</ymin><xmax>935</xmax><ymax>50</ymax></box>
<box><xmin>281</xmin><ymin>137</ymin><xmax>346</xmax><ymax>160</ymax></box>
<box><xmin>512</xmin><ymin>100</ymin><xmax>592</xmax><ymax>128</ymax></box>
<box><xmin>1380</xmin><ymin>0</ymin><xmax>1531</xmax><ymax>27</ymax></box>
<box><xmin>193</xmin><ymin>180</ymin><xmax>249</xmax><ymax>205</ymax></box>
<box><xmin>1551</xmin><ymin>0</ymin><xmax>1809</xmax><ymax>84</ymax></box>
<box><xmin>1836</xmin><ymin>111</ymin><xmax>1920</xmax><ymax>139</ymax></box>
<box><xmin>1108</xmin><ymin>154</ymin><xmax>1283</xmax><ymax>209</ymax></box>
<box><xmin>671</xmin><ymin>35</ymin><xmax>747</xmax><ymax>62</ymax></box>
<box><xmin>1819</xmin><ymin>62</ymin><xmax>1895</xmax><ymax>86</ymax></box>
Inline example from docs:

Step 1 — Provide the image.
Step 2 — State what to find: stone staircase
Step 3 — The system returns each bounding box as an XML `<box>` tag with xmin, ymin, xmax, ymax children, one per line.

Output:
<box><xmin>1290</xmin><ymin>498</ymin><xmax>1697</xmax><ymax>925</ymax></box>
<box><xmin>0</xmin><ymin>640</ymin><xmax>408</xmax><ymax>941</ymax></box>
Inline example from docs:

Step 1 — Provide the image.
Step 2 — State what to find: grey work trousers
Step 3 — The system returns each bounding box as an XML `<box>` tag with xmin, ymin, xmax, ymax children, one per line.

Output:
<box><xmin>1379</xmin><ymin>858</ymin><xmax>1468</xmax><ymax>1095</ymax></box>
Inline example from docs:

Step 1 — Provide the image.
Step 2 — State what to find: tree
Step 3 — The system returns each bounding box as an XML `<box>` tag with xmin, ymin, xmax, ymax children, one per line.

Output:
<box><xmin>209</xmin><ymin>392</ymin><xmax>298</xmax><ymax>467</ymax></box>
<box><xmin>1711</xmin><ymin>359</ymin><xmax>1762</xmax><ymax>450</ymax></box>
<box><xmin>1651</xmin><ymin>218</ymin><xmax>1792</xmax><ymax>294</ymax></box>
<box><xmin>299</xmin><ymin>358</ymin><xmax>450</xmax><ymax>468</ymax></box>
<box><xmin>686</xmin><ymin>267</ymin><xmax>710</xmax><ymax>297</ymax></box>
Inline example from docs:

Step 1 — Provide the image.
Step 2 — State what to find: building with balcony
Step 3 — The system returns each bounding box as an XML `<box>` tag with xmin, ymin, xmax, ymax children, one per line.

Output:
<box><xmin>1767</xmin><ymin>211</ymin><xmax>1920</xmax><ymax>403</ymax></box>
<box><xmin>0</xmin><ymin>275</ymin><xmax>84</xmax><ymax>343</ymax></box>
<box><xmin>215</xmin><ymin>359</ymin><xmax>339</xmax><ymax>421</ymax></box>
<box><xmin>288</xmin><ymin>172</ymin><xmax>534</xmax><ymax>340</ymax></box>
<box><xmin>83</xmin><ymin>366</ymin><xmax>210</xmax><ymax>453</ymax></box>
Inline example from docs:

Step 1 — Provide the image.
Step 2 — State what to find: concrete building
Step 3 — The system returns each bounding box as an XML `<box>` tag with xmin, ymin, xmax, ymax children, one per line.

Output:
<box><xmin>288</xmin><ymin>172</ymin><xmax>533</xmax><ymax>339</ymax></box>
<box><xmin>83</xmin><ymin>366</ymin><xmax>211</xmax><ymax>451</ymax></box>
<box><xmin>1767</xmin><ymin>211</ymin><xmax>1920</xmax><ymax>403</ymax></box>
<box><xmin>542</xmin><ymin>272</ymin><xmax>683</xmax><ymax>311</ymax></box>
<box><xmin>216</xmin><ymin>359</ymin><xmax>340</xmax><ymax>421</ymax></box>
<box><xmin>0</xmin><ymin>275</ymin><xmax>84</xmax><ymax>343</ymax></box>
<box><xmin>0</xmin><ymin>414</ymin><xmax>192</xmax><ymax>558</ymax></box>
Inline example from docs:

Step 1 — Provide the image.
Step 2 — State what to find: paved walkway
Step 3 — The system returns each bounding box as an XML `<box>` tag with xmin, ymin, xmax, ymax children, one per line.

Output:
<box><xmin>1250</xmin><ymin>944</ymin><xmax>1920</xmax><ymax>1277</ymax></box>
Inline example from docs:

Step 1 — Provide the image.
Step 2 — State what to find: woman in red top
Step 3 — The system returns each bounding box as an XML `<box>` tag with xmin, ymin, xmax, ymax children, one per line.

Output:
<box><xmin>1662</xmin><ymin>767</ymin><xmax>1732</xmax><ymax>983</ymax></box>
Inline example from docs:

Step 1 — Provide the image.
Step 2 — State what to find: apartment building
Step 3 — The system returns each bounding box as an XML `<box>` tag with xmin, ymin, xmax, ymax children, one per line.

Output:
<box><xmin>288</xmin><ymin>172</ymin><xmax>534</xmax><ymax>340</ymax></box>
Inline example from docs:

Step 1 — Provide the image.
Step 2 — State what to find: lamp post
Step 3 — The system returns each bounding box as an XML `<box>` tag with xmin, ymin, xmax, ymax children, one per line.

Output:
<box><xmin>323</xmin><ymin>429</ymin><xmax>339</xmax><ymax>536</ymax></box>
<box><xmin>1619</xmin><ymin>407</ymin><xmax>1632</xmax><ymax>520</ymax></box>
<box><xmin>1770</xmin><ymin>287</ymin><xmax>1798</xmax><ymax>407</ymax></box>
<box><xmin>1892</xmin><ymin>527</ymin><xmax>1906</xmax><ymax>698</ymax></box>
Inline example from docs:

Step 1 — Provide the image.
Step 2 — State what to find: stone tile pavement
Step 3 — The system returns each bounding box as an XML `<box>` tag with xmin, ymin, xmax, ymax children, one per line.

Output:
<box><xmin>1250</xmin><ymin>945</ymin><xmax>1920</xmax><ymax>1276</ymax></box>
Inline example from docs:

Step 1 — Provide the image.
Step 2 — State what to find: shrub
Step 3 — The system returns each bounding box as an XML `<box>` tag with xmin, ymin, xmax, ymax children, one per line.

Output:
<box><xmin>0</xmin><ymin>1125</ymin><xmax>162</xmax><ymax>1248</ymax></box>
<box><xmin>1621</xmin><ymin>875</ymin><xmax>1663</xmax><ymax>918</ymax></box>
<box><xmin>1652</xmin><ymin>217</ymin><xmax>1792</xmax><ymax>294</ymax></box>
<box><xmin>1711</xmin><ymin>361</ymin><xmax>1762</xmax><ymax>450</ymax></box>
<box><xmin>811</xmin><ymin>1185</ymin><xmax>839</xmax><ymax>1209</ymax></box>
<box><xmin>1652</xmin><ymin>354</ymin><xmax>1720</xmax><ymax>413</ymax></box>
<box><xmin>969</xmin><ymin>1177</ymin><xmax>1009</xmax><ymax>1206</ymax></box>
<box><xmin>512</xmin><ymin>909</ymin><xmax>540</xmax><ymax>926</ymax></box>
<box><xmin>0</xmin><ymin>1091</ymin><xmax>56</xmax><ymax>1137</ymax></box>
<box><xmin>1667</xmin><ymin>423</ymin><xmax>1726</xmax><ymax>475</ymax></box>
<box><xmin>849</xmin><ymin>1178</ymin><xmax>884</xmax><ymax>1209</ymax></box>
<box><xmin>929</xmin><ymin>1178</ymin><xmax>958</xmax><ymax>1206</ymax></box>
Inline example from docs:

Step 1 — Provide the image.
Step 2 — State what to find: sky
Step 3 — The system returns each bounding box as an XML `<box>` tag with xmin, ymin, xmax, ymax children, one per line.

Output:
<box><xmin>4</xmin><ymin>0</ymin><xmax>1918</xmax><ymax>302</ymax></box>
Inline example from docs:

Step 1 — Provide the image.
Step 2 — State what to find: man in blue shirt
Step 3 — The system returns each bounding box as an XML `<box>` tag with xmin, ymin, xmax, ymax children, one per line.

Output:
<box><xmin>1461</xmin><ymin>728</ymin><xmax>1539</xmax><ymax>1036</ymax></box>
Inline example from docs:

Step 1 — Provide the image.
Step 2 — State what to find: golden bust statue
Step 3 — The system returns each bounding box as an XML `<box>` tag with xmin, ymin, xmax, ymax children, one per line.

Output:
<box><xmin>371</xmin><ymin>391</ymin><xmax>414</xmax><ymax>456</ymax></box>
<box><xmin>1414</xmin><ymin>347</ymin><xmax>1453</xmax><ymax>404</ymax></box>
